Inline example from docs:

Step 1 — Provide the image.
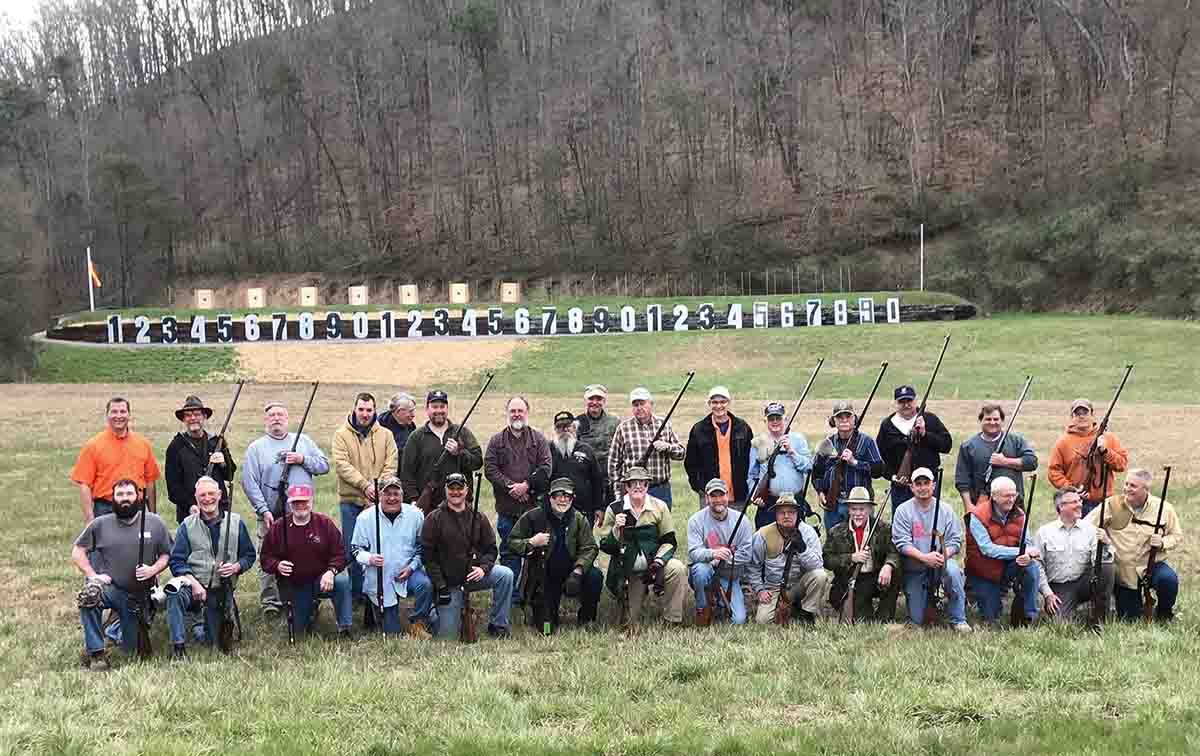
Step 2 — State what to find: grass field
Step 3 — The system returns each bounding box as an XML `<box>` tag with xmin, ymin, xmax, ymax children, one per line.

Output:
<box><xmin>5</xmin><ymin>311</ymin><xmax>1200</xmax><ymax>755</ymax></box>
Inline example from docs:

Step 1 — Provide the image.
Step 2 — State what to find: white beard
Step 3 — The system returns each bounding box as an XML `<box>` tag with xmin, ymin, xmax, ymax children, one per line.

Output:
<box><xmin>509</xmin><ymin>420</ymin><xmax>526</xmax><ymax>432</ymax></box>
<box><xmin>554</xmin><ymin>436</ymin><xmax>576</xmax><ymax>456</ymax></box>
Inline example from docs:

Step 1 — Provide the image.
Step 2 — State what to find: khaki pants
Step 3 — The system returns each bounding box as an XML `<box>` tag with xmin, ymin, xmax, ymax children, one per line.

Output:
<box><xmin>626</xmin><ymin>559</ymin><xmax>686</xmax><ymax>624</ymax></box>
<box><xmin>754</xmin><ymin>569</ymin><xmax>831</xmax><ymax>624</ymax></box>
<box><xmin>257</xmin><ymin>514</ymin><xmax>282</xmax><ymax>610</ymax></box>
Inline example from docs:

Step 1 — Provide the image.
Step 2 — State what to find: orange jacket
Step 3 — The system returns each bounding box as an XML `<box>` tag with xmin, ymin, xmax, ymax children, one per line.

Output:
<box><xmin>1047</xmin><ymin>424</ymin><xmax>1128</xmax><ymax>501</ymax></box>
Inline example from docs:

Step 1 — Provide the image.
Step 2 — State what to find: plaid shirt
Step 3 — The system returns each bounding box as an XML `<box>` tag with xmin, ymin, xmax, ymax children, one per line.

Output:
<box><xmin>607</xmin><ymin>415</ymin><xmax>685</xmax><ymax>486</ymax></box>
<box><xmin>811</xmin><ymin>432</ymin><xmax>883</xmax><ymax>501</ymax></box>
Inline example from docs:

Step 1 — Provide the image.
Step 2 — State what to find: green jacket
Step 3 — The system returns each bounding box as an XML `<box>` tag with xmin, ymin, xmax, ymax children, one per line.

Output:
<box><xmin>575</xmin><ymin>411</ymin><xmax>620</xmax><ymax>475</ymax></box>
<box><xmin>598</xmin><ymin>496</ymin><xmax>677</xmax><ymax>595</ymax></box>
<box><xmin>822</xmin><ymin>518</ymin><xmax>902</xmax><ymax>594</ymax></box>
<box><xmin>399</xmin><ymin>421</ymin><xmax>483</xmax><ymax>504</ymax></box>
<box><xmin>507</xmin><ymin>504</ymin><xmax>599</xmax><ymax>572</ymax></box>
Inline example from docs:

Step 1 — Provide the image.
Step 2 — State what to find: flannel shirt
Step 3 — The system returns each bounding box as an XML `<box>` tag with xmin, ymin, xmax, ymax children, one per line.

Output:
<box><xmin>606</xmin><ymin>415</ymin><xmax>685</xmax><ymax>486</ymax></box>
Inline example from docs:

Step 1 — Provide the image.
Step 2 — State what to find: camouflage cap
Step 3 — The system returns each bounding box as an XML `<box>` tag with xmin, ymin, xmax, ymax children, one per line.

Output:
<box><xmin>379</xmin><ymin>475</ymin><xmax>403</xmax><ymax>491</ymax></box>
<box><xmin>549</xmin><ymin>477</ymin><xmax>575</xmax><ymax>495</ymax></box>
<box><xmin>831</xmin><ymin>400</ymin><xmax>855</xmax><ymax>417</ymax></box>
<box><xmin>623</xmin><ymin>466</ymin><xmax>653</xmax><ymax>483</ymax></box>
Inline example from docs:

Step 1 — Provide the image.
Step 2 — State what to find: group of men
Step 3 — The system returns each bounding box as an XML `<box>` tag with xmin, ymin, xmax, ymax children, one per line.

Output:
<box><xmin>68</xmin><ymin>381</ymin><xmax>1182</xmax><ymax>668</ymax></box>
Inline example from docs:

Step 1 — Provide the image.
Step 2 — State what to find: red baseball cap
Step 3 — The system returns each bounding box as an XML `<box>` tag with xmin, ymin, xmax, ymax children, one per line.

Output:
<box><xmin>287</xmin><ymin>484</ymin><xmax>314</xmax><ymax>501</ymax></box>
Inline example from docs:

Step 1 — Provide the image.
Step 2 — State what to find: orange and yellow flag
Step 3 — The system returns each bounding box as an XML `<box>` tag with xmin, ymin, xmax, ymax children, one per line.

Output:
<box><xmin>88</xmin><ymin>259</ymin><xmax>101</xmax><ymax>288</ymax></box>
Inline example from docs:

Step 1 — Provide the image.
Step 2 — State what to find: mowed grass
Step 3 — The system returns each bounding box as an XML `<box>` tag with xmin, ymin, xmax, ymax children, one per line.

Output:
<box><xmin>32</xmin><ymin>342</ymin><xmax>240</xmax><ymax>383</ymax></box>
<box><xmin>3</xmin><ymin>314</ymin><xmax>1200</xmax><ymax>755</ymax></box>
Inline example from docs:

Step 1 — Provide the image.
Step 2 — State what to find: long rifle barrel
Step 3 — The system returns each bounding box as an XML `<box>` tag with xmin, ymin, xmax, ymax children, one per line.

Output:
<box><xmin>431</xmin><ymin>372</ymin><xmax>495</xmax><ymax>471</ymax></box>
<box><xmin>635</xmin><ymin>371</ymin><xmax>695</xmax><ymax>469</ymax></box>
<box><xmin>984</xmin><ymin>376</ymin><xmax>1033</xmax><ymax>484</ymax></box>
<box><xmin>750</xmin><ymin>359</ymin><xmax>824</xmax><ymax>504</ymax></box>
<box><xmin>918</xmin><ymin>335</ymin><xmax>952</xmax><ymax>415</ymax></box>
<box><xmin>205</xmin><ymin>380</ymin><xmax>245</xmax><ymax>478</ymax></box>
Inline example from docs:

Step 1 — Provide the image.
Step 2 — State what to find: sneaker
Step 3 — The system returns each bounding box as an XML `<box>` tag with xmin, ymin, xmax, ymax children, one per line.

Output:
<box><xmin>171</xmin><ymin>644</ymin><xmax>188</xmax><ymax>662</ymax></box>
<box><xmin>953</xmin><ymin>622</ymin><xmax>973</xmax><ymax>633</ymax></box>
<box><xmin>87</xmin><ymin>652</ymin><xmax>110</xmax><ymax>672</ymax></box>
<box><xmin>406</xmin><ymin>621</ymin><xmax>432</xmax><ymax>640</ymax></box>
<box><xmin>486</xmin><ymin>624</ymin><xmax>510</xmax><ymax>639</ymax></box>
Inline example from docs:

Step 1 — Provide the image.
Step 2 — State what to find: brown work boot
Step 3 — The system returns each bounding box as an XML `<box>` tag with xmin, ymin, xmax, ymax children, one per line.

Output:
<box><xmin>87</xmin><ymin>651</ymin><xmax>110</xmax><ymax>671</ymax></box>
<box><xmin>694</xmin><ymin>607</ymin><xmax>713</xmax><ymax>627</ymax></box>
<box><xmin>406</xmin><ymin>621</ymin><xmax>432</xmax><ymax>640</ymax></box>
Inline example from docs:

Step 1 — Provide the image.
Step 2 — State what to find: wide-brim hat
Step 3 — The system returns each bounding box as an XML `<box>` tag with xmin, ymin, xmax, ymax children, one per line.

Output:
<box><xmin>845</xmin><ymin>486</ymin><xmax>874</xmax><ymax>505</ymax></box>
<box><xmin>175</xmin><ymin>395</ymin><xmax>214</xmax><ymax>421</ymax></box>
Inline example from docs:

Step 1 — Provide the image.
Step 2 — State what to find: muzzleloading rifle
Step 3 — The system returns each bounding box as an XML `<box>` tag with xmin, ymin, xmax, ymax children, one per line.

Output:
<box><xmin>205</xmin><ymin>380</ymin><xmax>245</xmax><ymax>504</ymax></box>
<box><xmin>1083</xmin><ymin>364</ymin><xmax>1133</xmax><ymax>497</ymax></box>
<box><xmin>461</xmin><ymin>472</ymin><xmax>484</xmax><ymax>644</ymax></box>
<box><xmin>374</xmin><ymin>477</ymin><xmax>383</xmax><ymax>630</ymax></box>
<box><xmin>1141</xmin><ymin>466</ymin><xmax>1172</xmax><ymax>623</ymax></box>
<box><xmin>1008</xmin><ymin>475</ymin><xmax>1036</xmax><ymax>628</ymax></box>
<box><xmin>273</xmin><ymin>381</ymin><xmax>319</xmax><ymax>646</ymax></box>
<box><xmin>839</xmin><ymin>496</ymin><xmax>885</xmax><ymax>625</ymax></box>
<box><xmin>774</xmin><ymin>536</ymin><xmax>799</xmax><ymax>626</ymax></box>
<box><xmin>415</xmin><ymin>373</ymin><xmax>494</xmax><ymax>514</ymax></box>
<box><xmin>213</xmin><ymin>492</ymin><xmax>241</xmax><ymax>652</ymax></box>
<box><xmin>975</xmin><ymin>376</ymin><xmax>1033</xmax><ymax>509</ymax></box>
<box><xmin>825</xmin><ymin>362</ymin><xmax>888</xmax><ymax>510</ymax></box>
<box><xmin>895</xmin><ymin>335</ymin><xmax>950</xmax><ymax>484</ymax></box>
<box><xmin>748</xmin><ymin>358</ymin><xmax>825</xmax><ymax>507</ymax></box>
<box><xmin>1089</xmin><ymin>493</ymin><xmax>1109</xmax><ymax>634</ymax></box>
<box><xmin>922</xmin><ymin>468</ymin><xmax>945</xmax><ymax>626</ymax></box>
<box><xmin>133</xmin><ymin>500</ymin><xmax>154</xmax><ymax>657</ymax></box>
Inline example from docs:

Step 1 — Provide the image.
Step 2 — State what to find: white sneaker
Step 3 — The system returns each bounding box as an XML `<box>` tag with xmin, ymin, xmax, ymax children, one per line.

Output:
<box><xmin>953</xmin><ymin>622</ymin><xmax>973</xmax><ymax>633</ymax></box>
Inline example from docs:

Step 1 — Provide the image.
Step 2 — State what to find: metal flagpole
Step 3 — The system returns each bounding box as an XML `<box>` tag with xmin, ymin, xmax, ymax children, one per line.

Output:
<box><xmin>86</xmin><ymin>246</ymin><xmax>96</xmax><ymax>312</ymax></box>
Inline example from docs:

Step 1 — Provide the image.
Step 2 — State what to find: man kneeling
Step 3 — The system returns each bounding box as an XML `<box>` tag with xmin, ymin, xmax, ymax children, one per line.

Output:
<box><xmin>166</xmin><ymin>477</ymin><xmax>256</xmax><ymax>658</ymax></box>
<box><xmin>748</xmin><ymin>493</ymin><xmax>829</xmax><ymax>624</ymax></box>
<box><xmin>824</xmin><ymin>487</ymin><xmax>900</xmax><ymax>623</ymax></box>
<box><xmin>508</xmin><ymin>477</ymin><xmax>603</xmax><ymax>633</ymax></box>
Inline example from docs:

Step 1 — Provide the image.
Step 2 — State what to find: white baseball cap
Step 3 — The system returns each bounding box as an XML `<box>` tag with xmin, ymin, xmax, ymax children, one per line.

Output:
<box><xmin>911</xmin><ymin>467</ymin><xmax>935</xmax><ymax>482</ymax></box>
<box><xmin>584</xmin><ymin>384</ymin><xmax>608</xmax><ymax>399</ymax></box>
<box><xmin>707</xmin><ymin>386</ymin><xmax>731</xmax><ymax>401</ymax></box>
<box><xmin>630</xmin><ymin>387</ymin><xmax>653</xmax><ymax>403</ymax></box>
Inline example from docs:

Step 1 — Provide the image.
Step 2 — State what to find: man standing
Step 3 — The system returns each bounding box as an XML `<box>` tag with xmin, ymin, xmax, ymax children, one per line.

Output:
<box><xmin>485</xmin><ymin>396</ymin><xmax>553</xmax><ymax>601</ymax></box>
<box><xmin>955</xmin><ymin>402</ymin><xmax>1037</xmax><ymax>511</ymax></box>
<box><xmin>747</xmin><ymin>401</ymin><xmax>812</xmax><ymax>529</ymax></box>
<box><xmin>72</xmin><ymin>397</ymin><xmax>161</xmax><ymax>522</ymax></box>
<box><xmin>421</xmin><ymin>474</ymin><xmax>514</xmax><ymax>639</ymax></box>
<box><xmin>811</xmin><ymin>401</ymin><xmax>884</xmax><ymax>531</ymax></box>
<box><xmin>823</xmin><ymin>487</ymin><xmax>901</xmax><ymax>623</ymax></box>
<box><xmin>378</xmin><ymin>392</ymin><xmax>418</xmax><ymax>472</ymax></box>
<box><xmin>401</xmin><ymin>389</ymin><xmax>484</xmax><ymax>512</ymax></box>
<box><xmin>607</xmin><ymin>388</ymin><xmax>686</xmax><ymax>508</ymax></box>
<box><xmin>1086</xmin><ymin>469</ymin><xmax>1182</xmax><ymax>621</ymax></box>
<box><xmin>241</xmin><ymin>400</ymin><xmax>330</xmax><ymax>616</ymax></box>
<box><xmin>350</xmin><ymin>476</ymin><xmax>434</xmax><ymax>638</ymax></box>
<box><xmin>685</xmin><ymin>386</ymin><xmax>754</xmax><ymax>513</ymax></box>
<box><xmin>1049</xmin><ymin>398</ymin><xmax>1130</xmax><ymax>516</ymax></box>
<box><xmin>332</xmin><ymin>392</ymin><xmax>399</xmax><ymax>614</ymax></box>
<box><xmin>260</xmin><ymin>484</ymin><xmax>354</xmax><ymax>639</ymax></box>
<box><xmin>747</xmin><ymin>493</ymin><xmax>828</xmax><ymax>625</ymax></box>
<box><xmin>876</xmin><ymin>385</ymin><xmax>953</xmax><ymax>515</ymax></box>
<box><xmin>599</xmin><ymin>466</ymin><xmax>687</xmax><ymax>627</ymax></box>
<box><xmin>1033</xmin><ymin>488</ymin><xmax>1115</xmax><ymax>623</ymax></box>
<box><xmin>964</xmin><ymin>477</ymin><xmax>1043</xmax><ymax>626</ymax></box>
<box><xmin>575</xmin><ymin>384</ymin><xmax>620</xmax><ymax>498</ymax></box>
<box><xmin>892</xmin><ymin>468</ymin><xmax>971</xmax><ymax>631</ymax></box>
<box><xmin>686</xmin><ymin>478</ymin><xmax>753</xmax><ymax>626</ymax></box>
<box><xmin>164</xmin><ymin>395</ymin><xmax>236</xmax><ymax>524</ymax></box>
<box><xmin>72</xmin><ymin>479</ymin><xmax>172</xmax><ymax>669</ymax></box>
<box><xmin>549</xmin><ymin>411</ymin><xmax>606</xmax><ymax>527</ymax></box>
<box><xmin>507</xmin><ymin>478</ymin><xmax>604</xmax><ymax>632</ymax></box>
<box><xmin>165</xmin><ymin>477</ymin><xmax>256</xmax><ymax>658</ymax></box>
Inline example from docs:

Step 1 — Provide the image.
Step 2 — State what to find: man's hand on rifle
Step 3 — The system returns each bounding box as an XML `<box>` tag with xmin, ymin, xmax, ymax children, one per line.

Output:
<box><xmin>711</xmin><ymin>546</ymin><xmax>733</xmax><ymax>563</ymax></box>
<box><xmin>134</xmin><ymin>564</ymin><xmax>155</xmax><ymax>582</ymax></box>
<box><xmin>922</xmin><ymin>551</ymin><xmax>946</xmax><ymax>569</ymax></box>
<box><xmin>278</xmin><ymin>560</ymin><xmax>295</xmax><ymax>577</ymax></box>
<box><xmin>757</xmin><ymin>590</ymin><xmax>772</xmax><ymax>604</ymax></box>
<box><xmin>1097</xmin><ymin>529</ymin><xmax>1110</xmax><ymax>545</ymax></box>
<box><xmin>368</xmin><ymin>553</ymin><xmax>385</xmax><ymax>568</ymax></box>
<box><xmin>614</xmin><ymin>513</ymin><xmax>627</xmax><ymax>532</ymax></box>
<box><xmin>1150</xmin><ymin>533</ymin><xmax>1164</xmax><ymax>549</ymax></box>
<box><xmin>989</xmin><ymin>452</ymin><xmax>1017</xmax><ymax>468</ymax></box>
<box><xmin>878</xmin><ymin>564</ymin><xmax>893</xmax><ymax>587</ymax></box>
<box><xmin>91</xmin><ymin>573</ymin><xmax>113</xmax><ymax>585</ymax></box>
<box><xmin>593</xmin><ymin>511</ymin><xmax>604</xmax><ymax>529</ymax></box>
<box><xmin>209</xmin><ymin>451</ymin><xmax>225</xmax><ymax>466</ymax></box>
<box><xmin>529</xmin><ymin>532</ymin><xmax>550</xmax><ymax>548</ymax></box>
<box><xmin>564</xmin><ymin>569</ymin><xmax>583</xmax><ymax>597</ymax></box>
<box><xmin>648</xmin><ymin>559</ymin><xmax>666</xmax><ymax>596</ymax></box>
<box><xmin>444</xmin><ymin>438</ymin><xmax>460</xmax><ymax>456</ymax></box>
<box><xmin>1044</xmin><ymin>592</ymin><xmax>1062</xmax><ymax>614</ymax></box>
<box><xmin>778</xmin><ymin>436</ymin><xmax>791</xmax><ymax>454</ymax></box>
<box><xmin>839</xmin><ymin>448</ymin><xmax>856</xmax><ymax>465</ymax></box>
<box><xmin>851</xmin><ymin>549</ymin><xmax>869</xmax><ymax>564</ymax></box>
<box><xmin>1095</xmin><ymin>434</ymin><xmax>1107</xmax><ymax>451</ymax></box>
<box><xmin>217</xmin><ymin>561</ymin><xmax>240</xmax><ymax>578</ymax></box>
<box><xmin>466</xmin><ymin>566</ymin><xmax>486</xmax><ymax>582</ymax></box>
<box><xmin>652</xmin><ymin>440</ymin><xmax>671</xmax><ymax>452</ymax></box>
<box><xmin>284</xmin><ymin>451</ymin><xmax>305</xmax><ymax>465</ymax></box>
<box><xmin>914</xmin><ymin>416</ymin><xmax>926</xmax><ymax>436</ymax></box>
<box><xmin>262</xmin><ymin>511</ymin><xmax>275</xmax><ymax>529</ymax></box>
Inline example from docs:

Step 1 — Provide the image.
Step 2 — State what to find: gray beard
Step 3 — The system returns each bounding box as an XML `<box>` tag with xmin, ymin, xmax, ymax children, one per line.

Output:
<box><xmin>554</xmin><ymin>436</ymin><xmax>576</xmax><ymax>456</ymax></box>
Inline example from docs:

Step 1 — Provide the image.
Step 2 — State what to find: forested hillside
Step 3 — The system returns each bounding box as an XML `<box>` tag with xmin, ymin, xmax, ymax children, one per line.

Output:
<box><xmin>1</xmin><ymin>0</ymin><xmax>1197</xmax><ymax>331</ymax></box>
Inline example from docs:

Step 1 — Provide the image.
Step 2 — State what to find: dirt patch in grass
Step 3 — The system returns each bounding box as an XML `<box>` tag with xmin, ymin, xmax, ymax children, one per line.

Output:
<box><xmin>234</xmin><ymin>339</ymin><xmax>537</xmax><ymax>384</ymax></box>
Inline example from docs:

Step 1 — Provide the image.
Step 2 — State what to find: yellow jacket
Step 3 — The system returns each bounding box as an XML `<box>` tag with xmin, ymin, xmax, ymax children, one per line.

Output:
<box><xmin>1086</xmin><ymin>494</ymin><xmax>1182</xmax><ymax>590</ymax></box>
<box><xmin>332</xmin><ymin>417</ymin><xmax>398</xmax><ymax>507</ymax></box>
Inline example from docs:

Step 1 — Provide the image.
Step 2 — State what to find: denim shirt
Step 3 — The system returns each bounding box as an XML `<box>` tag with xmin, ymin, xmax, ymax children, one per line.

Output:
<box><xmin>351</xmin><ymin>503</ymin><xmax>425</xmax><ymax>607</ymax></box>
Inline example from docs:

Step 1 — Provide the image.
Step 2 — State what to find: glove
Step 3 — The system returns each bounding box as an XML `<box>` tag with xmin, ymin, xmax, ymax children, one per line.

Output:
<box><xmin>649</xmin><ymin>559</ymin><xmax>666</xmax><ymax>596</ymax></box>
<box><xmin>437</xmin><ymin>587</ymin><xmax>452</xmax><ymax>606</ymax></box>
<box><xmin>563</xmin><ymin>570</ymin><xmax>583</xmax><ymax>597</ymax></box>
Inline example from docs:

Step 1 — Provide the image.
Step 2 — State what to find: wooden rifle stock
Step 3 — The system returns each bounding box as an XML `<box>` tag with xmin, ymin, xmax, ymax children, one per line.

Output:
<box><xmin>215</xmin><ymin>495</ymin><xmax>237</xmax><ymax>653</ymax></box>
<box><xmin>774</xmin><ymin>539</ymin><xmax>798</xmax><ymax>625</ymax></box>
<box><xmin>461</xmin><ymin>472</ymin><xmax>483</xmax><ymax>643</ymax></box>
<box><xmin>1008</xmin><ymin>475</ymin><xmax>1036</xmax><ymax>628</ymax></box>
<box><xmin>1084</xmin><ymin>365</ymin><xmax>1133</xmax><ymax>494</ymax></box>
<box><xmin>134</xmin><ymin>500</ymin><xmax>153</xmax><ymax>657</ymax></box>
<box><xmin>897</xmin><ymin>335</ymin><xmax>950</xmax><ymax>484</ymax></box>
<box><xmin>416</xmin><ymin>373</ymin><xmax>494</xmax><ymax>514</ymax></box>
<box><xmin>825</xmin><ymin>362</ymin><xmax>888</xmax><ymax>511</ymax></box>
<box><xmin>1142</xmin><ymin>466</ymin><xmax>1171</xmax><ymax>623</ymax></box>
<box><xmin>839</xmin><ymin>498</ymin><xmax>886</xmax><ymax>625</ymax></box>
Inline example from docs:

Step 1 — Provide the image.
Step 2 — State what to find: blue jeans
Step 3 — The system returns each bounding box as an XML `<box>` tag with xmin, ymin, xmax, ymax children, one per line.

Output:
<box><xmin>495</xmin><ymin>513</ymin><xmax>522</xmax><ymax>602</ymax></box>
<box><xmin>649</xmin><ymin>482</ymin><xmax>673</xmax><ymax>509</ymax></box>
<box><xmin>369</xmin><ymin>569</ymin><xmax>435</xmax><ymax>633</ymax></box>
<box><xmin>434</xmin><ymin>565</ymin><xmax>514</xmax><ymax>639</ymax></box>
<box><xmin>80</xmin><ymin>583</ymin><xmax>141</xmax><ymax>654</ymax></box>
<box><xmin>290</xmin><ymin>572</ymin><xmax>354</xmax><ymax>633</ymax></box>
<box><xmin>340</xmin><ymin>502</ymin><xmax>365</xmax><ymax>598</ymax></box>
<box><xmin>824</xmin><ymin>501</ymin><xmax>849</xmax><ymax>533</ymax></box>
<box><xmin>166</xmin><ymin>583</ymin><xmax>228</xmax><ymax>646</ymax></box>
<box><xmin>973</xmin><ymin>561</ymin><xmax>1042</xmax><ymax>623</ymax></box>
<box><xmin>688</xmin><ymin>563</ymin><xmax>747</xmax><ymax>625</ymax></box>
<box><xmin>1115</xmin><ymin>562</ymin><xmax>1178</xmax><ymax>620</ymax></box>
<box><xmin>903</xmin><ymin>561</ymin><xmax>967</xmax><ymax>625</ymax></box>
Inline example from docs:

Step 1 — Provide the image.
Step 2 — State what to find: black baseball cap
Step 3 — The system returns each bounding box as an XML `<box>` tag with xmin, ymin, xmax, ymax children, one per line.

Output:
<box><xmin>426</xmin><ymin>389</ymin><xmax>449</xmax><ymax>405</ymax></box>
<box><xmin>445</xmin><ymin>473</ymin><xmax>468</xmax><ymax>488</ymax></box>
<box><xmin>894</xmin><ymin>385</ymin><xmax>917</xmax><ymax>401</ymax></box>
<box><xmin>553</xmin><ymin>411</ymin><xmax>575</xmax><ymax>427</ymax></box>
<box><xmin>764</xmin><ymin>401</ymin><xmax>786</xmax><ymax>418</ymax></box>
